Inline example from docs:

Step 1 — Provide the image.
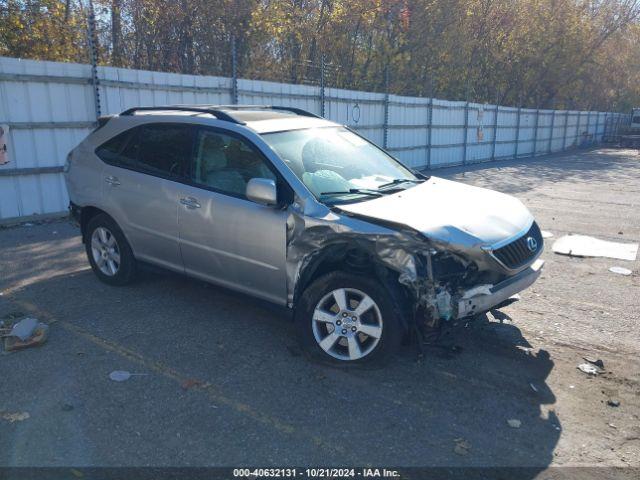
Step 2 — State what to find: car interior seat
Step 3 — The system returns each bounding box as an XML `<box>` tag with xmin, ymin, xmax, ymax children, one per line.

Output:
<box><xmin>198</xmin><ymin>134</ymin><xmax>247</xmax><ymax>195</ymax></box>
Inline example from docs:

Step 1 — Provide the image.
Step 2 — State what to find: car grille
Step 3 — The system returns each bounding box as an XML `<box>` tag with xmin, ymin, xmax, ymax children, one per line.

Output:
<box><xmin>492</xmin><ymin>222</ymin><xmax>543</xmax><ymax>269</ymax></box>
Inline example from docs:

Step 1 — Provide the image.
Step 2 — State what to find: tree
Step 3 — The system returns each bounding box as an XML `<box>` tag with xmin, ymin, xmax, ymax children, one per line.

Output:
<box><xmin>1</xmin><ymin>0</ymin><xmax>639</xmax><ymax>110</ymax></box>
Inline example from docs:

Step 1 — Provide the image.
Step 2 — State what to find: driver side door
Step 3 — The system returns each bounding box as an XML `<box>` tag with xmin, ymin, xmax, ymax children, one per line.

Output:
<box><xmin>177</xmin><ymin>127</ymin><xmax>289</xmax><ymax>305</ymax></box>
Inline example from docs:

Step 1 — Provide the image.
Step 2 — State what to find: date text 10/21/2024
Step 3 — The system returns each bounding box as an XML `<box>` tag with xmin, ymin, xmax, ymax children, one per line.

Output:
<box><xmin>233</xmin><ymin>468</ymin><xmax>401</xmax><ymax>478</ymax></box>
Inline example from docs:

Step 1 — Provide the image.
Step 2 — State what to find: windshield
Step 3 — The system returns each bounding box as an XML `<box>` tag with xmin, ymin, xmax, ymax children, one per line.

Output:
<box><xmin>261</xmin><ymin>127</ymin><xmax>419</xmax><ymax>203</ymax></box>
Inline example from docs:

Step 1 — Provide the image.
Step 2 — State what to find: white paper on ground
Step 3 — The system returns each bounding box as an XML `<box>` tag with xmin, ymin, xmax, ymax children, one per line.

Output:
<box><xmin>609</xmin><ymin>266</ymin><xmax>633</xmax><ymax>276</ymax></box>
<box><xmin>552</xmin><ymin>235</ymin><xmax>638</xmax><ymax>261</ymax></box>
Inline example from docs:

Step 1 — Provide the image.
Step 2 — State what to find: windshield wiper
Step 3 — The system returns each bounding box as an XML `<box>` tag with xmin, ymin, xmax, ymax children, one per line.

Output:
<box><xmin>320</xmin><ymin>188</ymin><xmax>382</xmax><ymax>198</ymax></box>
<box><xmin>378</xmin><ymin>178</ymin><xmax>425</xmax><ymax>190</ymax></box>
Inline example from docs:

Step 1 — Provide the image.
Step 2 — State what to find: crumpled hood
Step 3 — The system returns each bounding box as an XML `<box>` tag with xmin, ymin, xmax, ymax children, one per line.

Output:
<box><xmin>338</xmin><ymin>176</ymin><xmax>533</xmax><ymax>249</ymax></box>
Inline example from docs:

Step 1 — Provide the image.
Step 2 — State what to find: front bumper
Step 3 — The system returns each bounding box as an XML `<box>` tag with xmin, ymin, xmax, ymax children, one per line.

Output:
<box><xmin>456</xmin><ymin>259</ymin><xmax>544</xmax><ymax>319</ymax></box>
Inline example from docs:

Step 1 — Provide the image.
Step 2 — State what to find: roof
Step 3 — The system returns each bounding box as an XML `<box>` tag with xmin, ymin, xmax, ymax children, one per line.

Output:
<box><xmin>119</xmin><ymin>105</ymin><xmax>337</xmax><ymax>133</ymax></box>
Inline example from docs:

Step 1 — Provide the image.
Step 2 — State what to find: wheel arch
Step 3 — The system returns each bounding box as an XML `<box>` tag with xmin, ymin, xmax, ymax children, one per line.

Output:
<box><xmin>79</xmin><ymin>206</ymin><xmax>120</xmax><ymax>244</ymax></box>
<box><xmin>293</xmin><ymin>241</ymin><xmax>413</xmax><ymax>331</ymax></box>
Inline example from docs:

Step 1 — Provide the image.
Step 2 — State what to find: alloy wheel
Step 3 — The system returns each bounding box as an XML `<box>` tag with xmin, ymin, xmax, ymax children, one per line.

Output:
<box><xmin>312</xmin><ymin>288</ymin><xmax>383</xmax><ymax>361</ymax></box>
<box><xmin>90</xmin><ymin>227</ymin><xmax>121</xmax><ymax>276</ymax></box>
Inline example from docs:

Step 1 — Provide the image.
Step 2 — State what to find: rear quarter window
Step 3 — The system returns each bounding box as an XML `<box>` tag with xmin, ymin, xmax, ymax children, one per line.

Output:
<box><xmin>95</xmin><ymin>129</ymin><xmax>132</xmax><ymax>164</ymax></box>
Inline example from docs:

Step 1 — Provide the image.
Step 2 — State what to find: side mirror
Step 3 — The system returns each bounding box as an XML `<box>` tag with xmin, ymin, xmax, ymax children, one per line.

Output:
<box><xmin>246</xmin><ymin>178</ymin><xmax>278</xmax><ymax>206</ymax></box>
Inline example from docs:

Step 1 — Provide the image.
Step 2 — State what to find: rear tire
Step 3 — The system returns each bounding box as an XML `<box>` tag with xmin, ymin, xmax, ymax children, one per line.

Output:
<box><xmin>295</xmin><ymin>272</ymin><xmax>403</xmax><ymax>366</ymax></box>
<box><xmin>85</xmin><ymin>214</ymin><xmax>137</xmax><ymax>286</ymax></box>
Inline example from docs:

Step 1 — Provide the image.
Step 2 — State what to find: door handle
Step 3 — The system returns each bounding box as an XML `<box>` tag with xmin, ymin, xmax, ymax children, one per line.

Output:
<box><xmin>105</xmin><ymin>175</ymin><xmax>121</xmax><ymax>186</ymax></box>
<box><xmin>180</xmin><ymin>197</ymin><xmax>201</xmax><ymax>209</ymax></box>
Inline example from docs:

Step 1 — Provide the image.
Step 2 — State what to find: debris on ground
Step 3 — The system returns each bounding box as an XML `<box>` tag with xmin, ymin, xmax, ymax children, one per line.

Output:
<box><xmin>109</xmin><ymin>370</ymin><xmax>132</xmax><ymax>382</ymax></box>
<box><xmin>607</xmin><ymin>399</ymin><xmax>621</xmax><ymax>407</ymax></box>
<box><xmin>5</xmin><ymin>317</ymin><xmax>38</xmax><ymax>341</ymax></box>
<box><xmin>577</xmin><ymin>363</ymin><xmax>600</xmax><ymax>375</ymax></box>
<box><xmin>507</xmin><ymin>419</ymin><xmax>522</xmax><ymax>428</ymax></box>
<box><xmin>108</xmin><ymin>370</ymin><xmax>147</xmax><ymax>382</ymax></box>
<box><xmin>552</xmin><ymin>235</ymin><xmax>638</xmax><ymax>261</ymax></box>
<box><xmin>1</xmin><ymin>411</ymin><xmax>30</xmax><ymax>423</ymax></box>
<box><xmin>2</xmin><ymin>317</ymin><xmax>50</xmax><ymax>352</ymax></box>
<box><xmin>453</xmin><ymin>438</ymin><xmax>471</xmax><ymax>456</ymax></box>
<box><xmin>541</xmin><ymin>230</ymin><xmax>554</xmax><ymax>238</ymax></box>
<box><xmin>3</xmin><ymin>324</ymin><xmax>50</xmax><ymax>351</ymax></box>
<box><xmin>609</xmin><ymin>266</ymin><xmax>632</xmax><ymax>276</ymax></box>
<box><xmin>583</xmin><ymin>356</ymin><xmax>605</xmax><ymax>369</ymax></box>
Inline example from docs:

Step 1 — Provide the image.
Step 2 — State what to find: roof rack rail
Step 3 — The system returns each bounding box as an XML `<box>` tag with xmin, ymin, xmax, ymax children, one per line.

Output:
<box><xmin>270</xmin><ymin>106</ymin><xmax>322</xmax><ymax>118</ymax></box>
<box><xmin>186</xmin><ymin>104</ymin><xmax>322</xmax><ymax>119</ymax></box>
<box><xmin>119</xmin><ymin>104</ymin><xmax>323</xmax><ymax>123</ymax></box>
<box><xmin>119</xmin><ymin>106</ymin><xmax>243</xmax><ymax>124</ymax></box>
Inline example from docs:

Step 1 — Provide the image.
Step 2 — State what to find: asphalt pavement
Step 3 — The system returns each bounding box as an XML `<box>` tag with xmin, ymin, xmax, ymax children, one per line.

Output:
<box><xmin>1</xmin><ymin>148</ymin><xmax>638</xmax><ymax>472</ymax></box>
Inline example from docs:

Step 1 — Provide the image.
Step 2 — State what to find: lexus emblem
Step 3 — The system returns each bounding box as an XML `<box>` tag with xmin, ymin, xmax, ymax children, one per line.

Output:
<box><xmin>526</xmin><ymin>236</ymin><xmax>538</xmax><ymax>252</ymax></box>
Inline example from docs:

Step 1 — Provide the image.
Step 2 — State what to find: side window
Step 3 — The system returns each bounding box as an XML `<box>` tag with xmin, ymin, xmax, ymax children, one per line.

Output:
<box><xmin>95</xmin><ymin>130</ymin><xmax>132</xmax><ymax>165</ymax></box>
<box><xmin>96</xmin><ymin>124</ymin><xmax>193</xmax><ymax>179</ymax></box>
<box><xmin>191</xmin><ymin>129</ymin><xmax>276</xmax><ymax>198</ymax></box>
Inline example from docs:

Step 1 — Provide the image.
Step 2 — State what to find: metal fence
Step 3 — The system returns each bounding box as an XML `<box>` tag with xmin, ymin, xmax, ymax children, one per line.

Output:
<box><xmin>0</xmin><ymin>55</ymin><xmax>630</xmax><ymax>222</ymax></box>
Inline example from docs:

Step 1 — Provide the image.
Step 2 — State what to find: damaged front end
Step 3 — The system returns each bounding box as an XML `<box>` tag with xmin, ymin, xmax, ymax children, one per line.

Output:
<box><xmin>285</xmin><ymin>201</ymin><xmax>544</xmax><ymax>343</ymax></box>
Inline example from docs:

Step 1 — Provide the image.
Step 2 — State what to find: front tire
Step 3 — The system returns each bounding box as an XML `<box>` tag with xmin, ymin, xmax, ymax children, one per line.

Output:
<box><xmin>295</xmin><ymin>272</ymin><xmax>403</xmax><ymax>365</ymax></box>
<box><xmin>85</xmin><ymin>214</ymin><xmax>137</xmax><ymax>286</ymax></box>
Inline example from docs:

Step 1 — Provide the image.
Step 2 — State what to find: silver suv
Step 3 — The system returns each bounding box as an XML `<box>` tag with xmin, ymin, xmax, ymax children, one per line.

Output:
<box><xmin>65</xmin><ymin>105</ymin><xmax>544</xmax><ymax>364</ymax></box>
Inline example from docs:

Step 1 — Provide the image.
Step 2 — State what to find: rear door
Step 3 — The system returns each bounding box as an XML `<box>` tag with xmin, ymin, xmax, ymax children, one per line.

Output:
<box><xmin>97</xmin><ymin>123</ymin><xmax>194</xmax><ymax>271</ymax></box>
<box><xmin>177</xmin><ymin>127</ymin><xmax>289</xmax><ymax>304</ymax></box>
